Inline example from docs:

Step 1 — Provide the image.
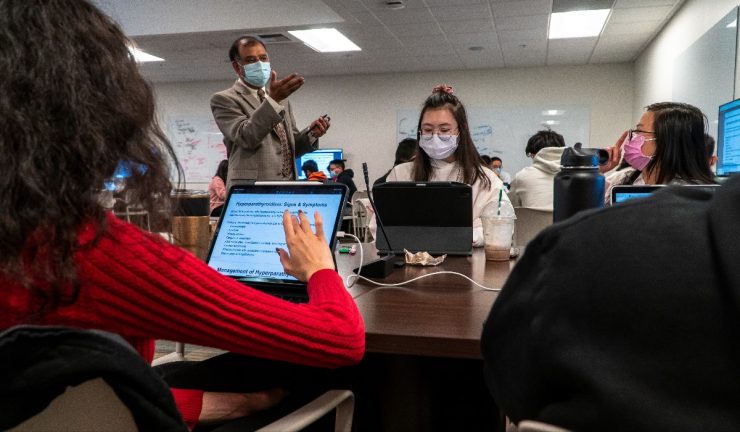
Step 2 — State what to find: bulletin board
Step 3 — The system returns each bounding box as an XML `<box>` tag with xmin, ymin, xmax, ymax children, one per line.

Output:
<box><xmin>167</xmin><ymin>116</ymin><xmax>227</xmax><ymax>184</ymax></box>
<box><xmin>397</xmin><ymin>105</ymin><xmax>590</xmax><ymax>176</ymax></box>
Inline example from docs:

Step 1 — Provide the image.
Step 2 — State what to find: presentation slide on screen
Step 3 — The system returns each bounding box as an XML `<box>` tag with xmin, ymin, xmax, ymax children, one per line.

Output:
<box><xmin>614</xmin><ymin>192</ymin><xmax>654</xmax><ymax>204</ymax></box>
<box><xmin>208</xmin><ymin>193</ymin><xmax>341</xmax><ymax>281</ymax></box>
<box><xmin>721</xmin><ymin>107</ymin><xmax>740</xmax><ymax>174</ymax></box>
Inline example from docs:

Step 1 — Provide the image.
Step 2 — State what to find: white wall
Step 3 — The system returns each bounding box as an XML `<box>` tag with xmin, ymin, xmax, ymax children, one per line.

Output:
<box><xmin>634</xmin><ymin>0</ymin><xmax>739</xmax><ymax>121</ymax></box>
<box><xmin>154</xmin><ymin>63</ymin><xmax>633</xmax><ymax>188</ymax></box>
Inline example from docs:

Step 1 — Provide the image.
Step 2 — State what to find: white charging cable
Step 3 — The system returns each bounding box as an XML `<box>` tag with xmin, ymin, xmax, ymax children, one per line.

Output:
<box><xmin>337</xmin><ymin>232</ymin><xmax>500</xmax><ymax>292</ymax></box>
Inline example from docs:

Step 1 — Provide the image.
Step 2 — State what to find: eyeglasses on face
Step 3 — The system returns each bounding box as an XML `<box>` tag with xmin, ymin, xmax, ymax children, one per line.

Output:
<box><xmin>420</xmin><ymin>127</ymin><xmax>458</xmax><ymax>142</ymax></box>
<box><xmin>628</xmin><ymin>129</ymin><xmax>656</xmax><ymax>141</ymax></box>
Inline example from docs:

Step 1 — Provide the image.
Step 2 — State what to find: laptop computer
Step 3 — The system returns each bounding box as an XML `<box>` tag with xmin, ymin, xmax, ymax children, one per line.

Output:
<box><xmin>206</xmin><ymin>181</ymin><xmax>348</xmax><ymax>303</ymax></box>
<box><xmin>611</xmin><ymin>184</ymin><xmax>721</xmax><ymax>204</ymax></box>
<box><xmin>371</xmin><ymin>181</ymin><xmax>473</xmax><ymax>255</ymax></box>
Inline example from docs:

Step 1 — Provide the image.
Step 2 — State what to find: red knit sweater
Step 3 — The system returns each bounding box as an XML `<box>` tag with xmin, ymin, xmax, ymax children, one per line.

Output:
<box><xmin>0</xmin><ymin>213</ymin><xmax>365</xmax><ymax>428</ymax></box>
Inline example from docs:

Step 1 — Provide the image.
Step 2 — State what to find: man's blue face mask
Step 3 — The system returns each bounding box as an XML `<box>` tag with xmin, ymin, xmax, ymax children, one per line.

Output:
<box><xmin>242</xmin><ymin>61</ymin><xmax>271</xmax><ymax>88</ymax></box>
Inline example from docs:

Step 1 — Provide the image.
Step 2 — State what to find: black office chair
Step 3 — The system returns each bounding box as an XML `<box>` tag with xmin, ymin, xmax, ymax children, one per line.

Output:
<box><xmin>0</xmin><ymin>325</ymin><xmax>186</xmax><ymax>431</ymax></box>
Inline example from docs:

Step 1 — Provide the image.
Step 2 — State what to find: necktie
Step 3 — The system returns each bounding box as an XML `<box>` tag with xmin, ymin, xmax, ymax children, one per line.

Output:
<box><xmin>257</xmin><ymin>89</ymin><xmax>294</xmax><ymax>178</ymax></box>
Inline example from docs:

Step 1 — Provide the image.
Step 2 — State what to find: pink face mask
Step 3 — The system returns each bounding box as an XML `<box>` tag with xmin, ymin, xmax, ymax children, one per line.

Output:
<box><xmin>623</xmin><ymin>134</ymin><xmax>653</xmax><ymax>171</ymax></box>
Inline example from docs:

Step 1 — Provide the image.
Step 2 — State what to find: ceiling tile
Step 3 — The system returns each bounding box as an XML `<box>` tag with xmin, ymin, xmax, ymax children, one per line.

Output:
<box><xmin>590</xmin><ymin>39</ymin><xmax>644</xmax><ymax>63</ymax></box>
<box><xmin>552</xmin><ymin>0</ymin><xmax>612</xmax><ymax>13</ymax></box>
<box><xmin>360</xmin><ymin>0</ymin><xmax>429</xmax><ymax>10</ymax></box>
<box><xmin>387</xmin><ymin>22</ymin><xmax>444</xmax><ymax>37</ymax></box>
<box><xmin>547</xmin><ymin>37</ymin><xmax>597</xmax><ymax>65</ymax></box>
<box><xmin>492</xmin><ymin>1</ymin><xmax>552</xmax><ymax>18</ymax></box>
<box><xmin>501</xmin><ymin>39</ymin><xmax>547</xmax><ymax>67</ymax></box>
<box><xmin>410</xmin><ymin>44</ymin><xmax>459</xmax><ymax>55</ymax></box>
<box><xmin>598</xmin><ymin>32</ymin><xmax>653</xmax><ymax>47</ymax></box>
<box><xmin>446</xmin><ymin>31</ymin><xmax>499</xmax><ymax>44</ymax></box>
<box><xmin>439</xmin><ymin>19</ymin><xmax>496</xmax><ymax>34</ymax></box>
<box><xmin>609</xmin><ymin>6</ymin><xmax>674</xmax><ymax>24</ymax></box>
<box><xmin>425</xmin><ymin>0</ymin><xmax>489</xmax><ymax>6</ymax></box>
<box><xmin>601</xmin><ymin>20</ymin><xmax>662</xmax><ymax>36</ymax></box>
<box><xmin>497</xmin><ymin>28</ymin><xmax>547</xmax><ymax>43</ymax></box>
<box><xmin>372</xmin><ymin>7</ymin><xmax>435</xmax><ymax>24</ymax></box>
<box><xmin>430</xmin><ymin>4</ymin><xmax>493</xmax><ymax>21</ymax></box>
<box><xmin>613</xmin><ymin>0</ymin><xmax>678</xmax><ymax>8</ymax></box>
<box><xmin>495</xmin><ymin>14</ymin><xmax>549</xmax><ymax>31</ymax></box>
<box><xmin>459</xmin><ymin>52</ymin><xmax>506</xmax><ymax>69</ymax></box>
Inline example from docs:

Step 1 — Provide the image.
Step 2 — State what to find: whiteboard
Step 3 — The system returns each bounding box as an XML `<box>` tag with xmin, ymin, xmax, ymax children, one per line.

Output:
<box><xmin>397</xmin><ymin>105</ymin><xmax>590</xmax><ymax>176</ymax></box>
<box><xmin>167</xmin><ymin>116</ymin><xmax>227</xmax><ymax>184</ymax></box>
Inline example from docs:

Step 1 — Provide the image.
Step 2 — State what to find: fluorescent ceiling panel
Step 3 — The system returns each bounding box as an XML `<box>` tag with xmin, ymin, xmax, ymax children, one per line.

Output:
<box><xmin>128</xmin><ymin>46</ymin><xmax>164</xmax><ymax>62</ymax></box>
<box><xmin>288</xmin><ymin>28</ymin><xmax>361</xmax><ymax>52</ymax></box>
<box><xmin>549</xmin><ymin>9</ymin><xmax>610</xmax><ymax>39</ymax></box>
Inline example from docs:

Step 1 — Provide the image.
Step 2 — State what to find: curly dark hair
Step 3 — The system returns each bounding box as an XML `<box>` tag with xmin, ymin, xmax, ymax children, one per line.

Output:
<box><xmin>0</xmin><ymin>0</ymin><xmax>181</xmax><ymax>316</ymax></box>
<box><xmin>413</xmin><ymin>87</ymin><xmax>491</xmax><ymax>188</ymax></box>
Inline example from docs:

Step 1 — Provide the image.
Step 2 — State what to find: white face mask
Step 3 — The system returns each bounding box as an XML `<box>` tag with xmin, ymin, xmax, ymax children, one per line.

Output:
<box><xmin>419</xmin><ymin>134</ymin><xmax>458</xmax><ymax>160</ymax></box>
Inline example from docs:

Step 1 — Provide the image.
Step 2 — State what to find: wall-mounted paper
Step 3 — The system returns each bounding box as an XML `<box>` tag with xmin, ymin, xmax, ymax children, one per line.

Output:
<box><xmin>168</xmin><ymin>116</ymin><xmax>227</xmax><ymax>184</ymax></box>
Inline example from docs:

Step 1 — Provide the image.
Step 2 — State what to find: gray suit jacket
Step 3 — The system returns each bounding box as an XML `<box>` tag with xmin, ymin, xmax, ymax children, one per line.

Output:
<box><xmin>210</xmin><ymin>79</ymin><xmax>317</xmax><ymax>187</ymax></box>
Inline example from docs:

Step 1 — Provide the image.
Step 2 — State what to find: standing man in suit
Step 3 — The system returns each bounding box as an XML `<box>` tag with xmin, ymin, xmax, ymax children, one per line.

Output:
<box><xmin>211</xmin><ymin>36</ymin><xmax>330</xmax><ymax>186</ymax></box>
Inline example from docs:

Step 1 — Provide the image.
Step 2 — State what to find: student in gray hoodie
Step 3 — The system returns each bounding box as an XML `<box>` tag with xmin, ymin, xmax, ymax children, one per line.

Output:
<box><xmin>508</xmin><ymin>130</ymin><xmax>566</xmax><ymax>209</ymax></box>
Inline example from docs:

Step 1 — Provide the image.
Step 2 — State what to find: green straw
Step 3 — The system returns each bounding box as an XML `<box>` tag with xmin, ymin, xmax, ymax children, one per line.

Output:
<box><xmin>496</xmin><ymin>188</ymin><xmax>503</xmax><ymax>216</ymax></box>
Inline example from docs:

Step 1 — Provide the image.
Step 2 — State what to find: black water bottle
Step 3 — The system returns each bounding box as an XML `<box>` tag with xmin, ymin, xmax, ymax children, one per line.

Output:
<box><xmin>553</xmin><ymin>144</ymin><xmax>606</xmax><ymax>223</ymax></box>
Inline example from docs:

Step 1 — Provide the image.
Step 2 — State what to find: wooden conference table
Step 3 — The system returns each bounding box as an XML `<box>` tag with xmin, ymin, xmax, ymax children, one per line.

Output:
<box><xmin>336</xmin><ymin>244</ymin><xmax>517</xmax><ymax>360</ymax></box>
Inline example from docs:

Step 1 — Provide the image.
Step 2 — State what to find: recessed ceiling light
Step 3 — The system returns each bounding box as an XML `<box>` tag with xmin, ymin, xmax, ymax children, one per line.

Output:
<box><xmin>468</xmin><ymin>46</ymin><xmax>485</xmax><ymax>51</ymax></box>
<box><xmin>727</xmin><ymin>19</ymin><xmax>737</xmax><ymax>28</ymax></box>
<box><xmin>288</xmin><ymin>28</ymin><xmax>361</xmax><ymax>53</ymax></box>
<box><xmin>543</xmin><ymin>120</ymin><xmax>561</xmax><ymax>126</ymax></box>
<box><xmin>128</xmin><ymin>46</ymin><xmax>164</xmax><ymax>63</ymax></box>
<box><xmin>542</xmin><ymin>109</ymin><xmax>565</xmax><ymax>116</ymax></box>
<box><xmin>549</xmin><ymin>9</ymin><xmax>610</xmax><ymax>39</ymax></box>
<box><xmin>385</xmin><ymin>0</ymin><xmax>405</xmax><ymax>10</ymax></box>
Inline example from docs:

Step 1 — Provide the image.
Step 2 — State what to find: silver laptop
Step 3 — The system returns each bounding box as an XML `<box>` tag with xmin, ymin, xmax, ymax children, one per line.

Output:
<box><xmin>206</xmin><ymin>181</ymin><xmax>348</xmax><ymax>302</ymax></box>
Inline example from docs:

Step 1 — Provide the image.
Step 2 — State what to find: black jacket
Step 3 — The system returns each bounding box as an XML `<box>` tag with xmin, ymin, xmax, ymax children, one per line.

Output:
<box><xmin>0</xmin><ymin>326</ymin><xmax>186</xmax><ymax>431</ymax></box>
<box><xmin>482</xmin><ymin>176</ymin><xmax>740</xmax><ymax>431</ymax></box>
<box><xmin>335</xmin><ymin>169</ymin><xmax>357</xmax><ymax>200</ymax></box>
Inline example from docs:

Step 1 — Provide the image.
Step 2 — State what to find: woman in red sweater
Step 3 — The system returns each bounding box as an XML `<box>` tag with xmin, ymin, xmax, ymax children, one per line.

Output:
<box><xmin>0</xmin><ymin>1</ymin><xmax>364</xmax><ymax>429</ymax></box>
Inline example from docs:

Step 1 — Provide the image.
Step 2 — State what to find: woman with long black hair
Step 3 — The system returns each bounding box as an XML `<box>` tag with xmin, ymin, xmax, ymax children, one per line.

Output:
<box><xmin>602</xmin><ymin>102</ymin><xmax>716</xmax><ymax>202</ymax></box>
<box><xmin>387</xmin><ymin>85</ymin><xmax>510</xmax><ymax>246</ymax></box>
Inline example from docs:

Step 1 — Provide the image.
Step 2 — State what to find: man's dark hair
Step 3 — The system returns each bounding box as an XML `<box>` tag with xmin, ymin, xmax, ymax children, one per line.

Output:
<box><xmin>525</xmin><ymin>130</ymin><xmax>565</xmax><ymax>156</ymax></box>
<box><xmin>228</xmin><ymin>35</ymin><xmax>266</xmax><ymax>62</ymax></box>
<box><xmin>481</xmin><ymin>155</ymin><xmax>492</xmax><ymax>166</ymax></box>
<box><xmin>302</xmin><ymin>160</ymin><xmax>318</xmax><ymax>173</ymax></box>
<box><xmin>491</xmin><ymin>157</ymin><xmax>502</xmax><ymax>164</ymax></box>
<box><xmin>328</xmin><ymin>159</ymin><xmax>345</xmax><ymax>170</ymax></box>
<box><xmin>395</xmin><ymin>138</ymin><xmax>418</xmax><ymax>165</ymax></box>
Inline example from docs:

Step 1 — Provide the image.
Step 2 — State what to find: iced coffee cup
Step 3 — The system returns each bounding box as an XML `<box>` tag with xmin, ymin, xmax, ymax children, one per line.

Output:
<box><xmin>481</xmin><ymin>200</ymin><xmax>516</xmax><ymax>261</ymax></box>
<box><xmin>482</xmin><ymin>217</ymin><xmax>515</xmax><ymax>261</ymax></box>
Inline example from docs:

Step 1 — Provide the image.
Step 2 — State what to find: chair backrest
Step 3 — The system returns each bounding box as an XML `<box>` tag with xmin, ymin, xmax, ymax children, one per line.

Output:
<box><xmin>513</xmin><ymin>207</ymin><xmax>553</xmax><ymax>246</ymax></box>
<box><xmin>0</xmin><ymin>325</ymin><xmax>186</xmax><ymax>431</ymax></box>
<box><xmin>352</xmin><ymin>198</ymin><xmax>374</xmax><ymax>242</ymax></box>
<box><xmin>10</xmin><ymin>378</ymin><xmax>137</xmax><ymax>432</ymax></box>
<box><xmin>351</xmin><ymin>190</ymin><xmax>368</xmax><ymax>204</ymax></box>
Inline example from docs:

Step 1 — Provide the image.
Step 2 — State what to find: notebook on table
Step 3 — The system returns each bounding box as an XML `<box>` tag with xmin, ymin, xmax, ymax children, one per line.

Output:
<box><xmin>206</xmin><ymin>181</ymin><xmax>348</xmax><ymax>303</ymax></box>
<box><xmin>371</xmin><ymin>181</ymin><xmax>473</xmax><ymax>256</ymax></box>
